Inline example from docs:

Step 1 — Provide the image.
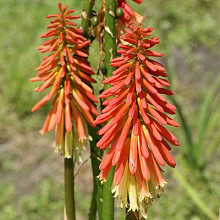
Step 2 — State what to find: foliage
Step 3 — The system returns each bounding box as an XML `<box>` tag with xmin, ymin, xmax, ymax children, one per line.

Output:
<box><xmin>139</xmin><ymin>0</ymin><xmax>220</xmax><ymax>53</ymax></box>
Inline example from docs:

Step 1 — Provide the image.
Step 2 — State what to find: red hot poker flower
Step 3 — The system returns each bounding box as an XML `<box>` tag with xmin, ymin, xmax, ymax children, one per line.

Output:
<box><xmin>31</xmin><ymin>3</ymin><xmax>98</xmax><ymax>161</ymax></box>
<box><xmin>95</xmin><ymin>24</ymin><xmax>179</xmax><ymax>218</ymax></box>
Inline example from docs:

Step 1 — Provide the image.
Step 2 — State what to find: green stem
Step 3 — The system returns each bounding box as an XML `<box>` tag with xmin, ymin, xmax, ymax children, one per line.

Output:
<box><xmin>81</xmin><ymin>0</ymin><xmax>104</xmax><ymax>219</ymax></box>
<box><xmin>104</xmin><ymin>0</ymin><xmax>117</xmax><ymax>77</ymax></box>
<box><xmin>102</xmin><ymin>0</ymin><xmax>117</xmax><ymax>220</ymax></box>
<box><xmin>81</xmin><ymin>0</ymin><xmax>95</xmax><ymax>37</ymax></box>
<box><xmin>64</xmin><ymin>158</ymin><xmax>75</xmax><ymax>220</ymax></box>
<box><xmin>89</xmin><ymin>187</ymin><xmax>97</xmax><ymax>220</ymax></box>
<box><xmin>89</xmin><ymin>126</ymin><xmax>104</xmax><ymax>220</ymax></box>
<box><xmin>102</xmin><ymin>171</ymin><xmax>114</xmax><ymax>220</ymax></box>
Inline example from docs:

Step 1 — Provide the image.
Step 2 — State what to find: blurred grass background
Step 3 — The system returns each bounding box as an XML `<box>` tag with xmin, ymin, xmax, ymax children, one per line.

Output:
<box><xmin>0</xmin><ymin>0</ymin><xmax>220</xmax><ymax>219</ymax></box>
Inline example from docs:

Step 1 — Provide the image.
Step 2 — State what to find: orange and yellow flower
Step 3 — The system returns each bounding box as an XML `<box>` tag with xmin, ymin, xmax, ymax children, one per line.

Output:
<box><xmin>31</xmin><ymin>3</ymin><xmax>98</xmax><ymax>161</ymax></box>
<box><xmin>96</xmin><ymin>24</ymin><xmax>179</xmax><ymax>218</ymax></box>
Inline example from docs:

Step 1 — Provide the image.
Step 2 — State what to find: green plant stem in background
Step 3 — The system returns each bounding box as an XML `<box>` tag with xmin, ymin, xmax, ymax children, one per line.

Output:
<box><xmin>102</xmin><ymin>0</ymin><xmax>117</xmax><ymax>219</ymax></box>
<box><xmin>64</xmin><ymin>158</ymin><xmax>75</xmax><ymax>220</ymax></box>
<box><xmin>81</xmin><ymin>0</ymin><xmax>95</xmax><ymax>37</ymax></box>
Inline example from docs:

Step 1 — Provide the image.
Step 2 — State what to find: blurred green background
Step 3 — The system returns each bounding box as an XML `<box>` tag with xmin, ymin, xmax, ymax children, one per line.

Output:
<box><xmin>0</xmin><ymin>0</ymin><xmax>219</xmax><ymax>219</ymax></box>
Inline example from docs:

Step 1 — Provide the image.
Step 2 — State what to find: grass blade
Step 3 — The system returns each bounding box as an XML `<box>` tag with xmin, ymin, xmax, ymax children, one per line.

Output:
<box><xmin>171</xmin><ymin>96</ymin><xmax>193</xmax><ymax>148</ymax></box>
<box><xmin>173</xmin><ymin>169</ymin><xmax>218</xmax><ymax>220</ymax></box>
<box><xmin>203</xmin><ymin>132</ymin><xmax>220</xmax><ymax>168</ymax></box>
<box><xmin>196</xmin><ymin>74</ymin><xmax>220</xmax><ymax>164</ymax></box>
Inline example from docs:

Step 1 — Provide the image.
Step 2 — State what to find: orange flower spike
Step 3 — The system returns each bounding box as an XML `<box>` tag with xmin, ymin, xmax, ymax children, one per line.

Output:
<box><xmin>31</xmin><ymin>3</ymin><xmax>98</xmax><ymax>161</ymax></box>
<box><xmin>96</xmin><ymin>24</ymin><xmax>179</xmax><ymax>218</ymax></box>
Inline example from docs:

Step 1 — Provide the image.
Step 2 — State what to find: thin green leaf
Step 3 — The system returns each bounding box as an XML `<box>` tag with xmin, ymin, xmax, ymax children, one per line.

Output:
<box><xmin>173</xmin><ymin>169</ymin><xmax>218</xmax><ymax>220</ymax></box>
<box><xmin>170</xmin><ymin>97</ymin><xmax>197</xmax><ymax>171</ymax></box>
<box><xmin>203</xmin><ymin>132</ymin><xmax>220</xmax><ymax>168</ymax></box>
<box><xmin>167</xmin><ymin>57</ymin><xmax>194</xmax><ymax>155</ymax></box>
<box><xmin>196</xmin><ymin>74</ymin><xmax>220</xmax><ymax>164</ymax></box>
<box><xmin>171</xmin><ymin>96</ymin><xmax>193</xmax><ymax>148</ymax></box>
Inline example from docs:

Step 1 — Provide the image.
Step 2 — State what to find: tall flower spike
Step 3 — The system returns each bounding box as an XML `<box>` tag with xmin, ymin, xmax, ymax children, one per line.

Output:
<box><xmin>31</xmin><ymin>3</ymin><xmax>98</xmax><ymax>161</ymax></box>
<box><xmin>96</xmin><ymin>24</ymin><xmax>179</xmax><ymax>218</ymax></box>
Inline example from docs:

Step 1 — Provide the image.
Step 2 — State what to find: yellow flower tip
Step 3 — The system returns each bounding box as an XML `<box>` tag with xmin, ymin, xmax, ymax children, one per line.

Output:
<box><xmin>53</xmin><ymin>128</ymin><xmax>88</xmax><ymax>162</ymax></box>
<box><xmin>67</xmin><ymin>64</ymin><xmax>71</xmax><ymax>71</ymax></box>
<box><xmin>78</xmin><ymin>138</ymin><xmax>89</xmax><ymax>151</ymax></box>
<box><xmin>34</xmin><ymin>87</ymin><xmax>39</xmax><ymax>92</ymax></box>
<box><xmin>111</xmin><ymin>162</ymin><xmax>167</xmax><ymax>219</ymax></box>
<box><xmin>100</xmin><ymin>179</ymin><xmax>105</xmax><ymax>185</ymax></box>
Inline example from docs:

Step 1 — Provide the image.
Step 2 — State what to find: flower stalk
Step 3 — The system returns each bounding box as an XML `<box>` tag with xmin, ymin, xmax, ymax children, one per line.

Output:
<box><xmin>88</xmin><ymin>126</ymin><xmax>103</xmax><ymax>220</ymax></box>
<box><xmin>81</xmin><ymin>0</ymin><xmax>104</xmax><ymax>219</ymax></box>
<box><xmin>102</xmin><ymin>0</ymin><xmax>117</xmax><ymax>219</ymax></box>
<box><xmin>64</xmin><ymin>158</ymin><xmax>75</xmax><ymax>220</ymax></box>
